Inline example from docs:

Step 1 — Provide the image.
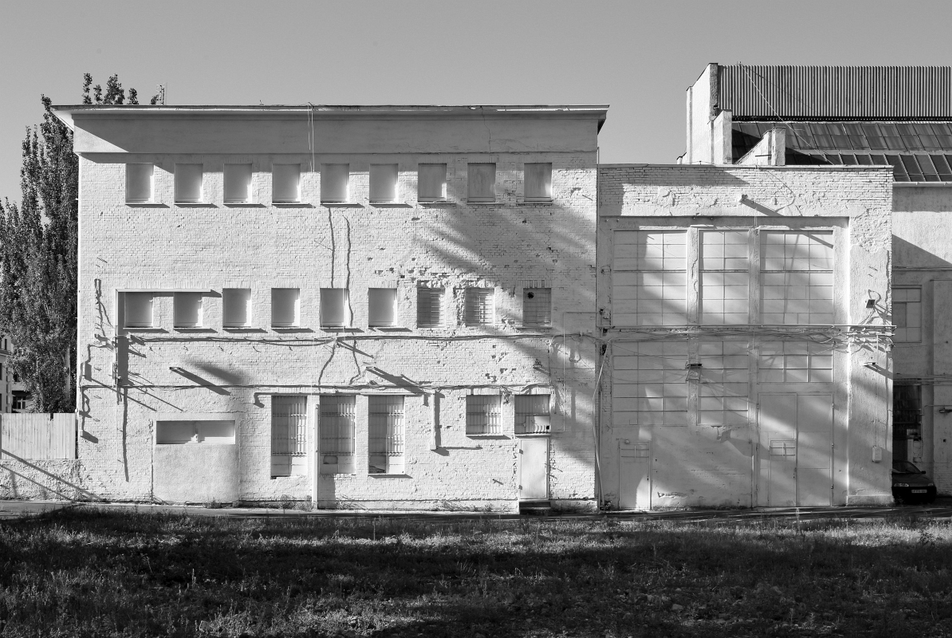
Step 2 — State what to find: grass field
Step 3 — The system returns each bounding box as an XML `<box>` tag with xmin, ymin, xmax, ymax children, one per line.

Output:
<box><xmin>0</xmin><ymin>509</ymin><xmax>951</xmax><ymax>637</ymax></box>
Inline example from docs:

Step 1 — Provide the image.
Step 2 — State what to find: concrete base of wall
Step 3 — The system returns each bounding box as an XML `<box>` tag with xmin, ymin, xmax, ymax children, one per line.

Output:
<box><xmin>846</xmin><ymin>493</ymin><xmax>894</xmax><ymax>506</ymax></box>
<box><xmin>154</xmin><ymin>444</ymin><xmax>239</xmax><ymax>504</ymax></box>
<box><xmin>0</xmin><ymin>460</ymin><xmax>88</xmax><ymax>501</ymax></box>
<box><xmin>311</xmin><ymin>499</ymin><xmax>521</xmax><ymax>512</ymax></box>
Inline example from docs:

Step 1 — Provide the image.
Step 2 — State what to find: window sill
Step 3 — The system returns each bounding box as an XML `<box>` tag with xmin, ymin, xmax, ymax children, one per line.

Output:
<box><xmin>519</xmin><ymin>200</ymin><xmax>555</xmax><ymax>206</ymax></box>
<box><xmin>175</xmin><ymin>202</ymin><xmax>216</xmax><ymax>208</ymax></box>
<box><xmin>272</xmin><ymin>202</ymin><xmax>314</xmax><ymax>208</ymax></box>
<box><xmin>322</xmin><ymin>326</ymin><xmax>361</xmax><ymax>333</ymax></box>
<box><xmin>222</xmin><ymin>327</ymin><xmax>265</xmax><ymax>333</ymax></box>
<box><xmin>517</xmin><ymin>325</ymin><xmax>552</xmax><ymax>331</ymax></box>
<box><xmin>125</xmin><ymin>202</ymin><xmax>167</xmax><ymax>208</ymax></box>
<box><xmin>223</xmin><ymin>202</ymin><xmax>265</xmax><ymax>208</ymax></box>
<box><xmin>272</xmin><ymin>327</ymin><xmax>313</xmax><ymax>333</ymax></box>
<box><xmin>321</xmin><ymin>202</ymin><xmax>363</xmax><ymax>208</ymax></box>
<box><xmin>467</xmin><ymin>201</ymin><xmax>498</xmax><ymax>205</ymax></box>
<box><xmin>515</xmin><ymin>432</ymin><xmax>552</xmax><ymax>438</ymax></box>
<box><xmin>418</xmin><ymin>200</ymin><xmax>454</xmax><ymax>206</ymax></box>
<box><xmin>122</xmin><ymin>327</ymin><xmax>166</xmax><ymax>333</ymax></box>
<box><xmin>370</xmin><ymin>202</ymin><xmax>411</xmax><ymax>208</ymax></box>
<box><xmin>368</xmin><ymin>473</ymin><xmax>411</xmax><ymax>478</ymax></box>
<box><xmin>466</xmin><ymin>434</ymin><xmax>510</xmax><ymax>439</ymax></box>
<box><xmin>174</xmin><ymin>327</ymin><xmax>216</xmax><ymax>333</ymax></box>
<box><xmin>369</xmin><ymin>326</ymin><xmax>410</xmax><ymax>333</ymax></box>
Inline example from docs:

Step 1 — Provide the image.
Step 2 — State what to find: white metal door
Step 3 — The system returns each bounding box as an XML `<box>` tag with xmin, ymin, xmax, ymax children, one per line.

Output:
<box><xmin>519</xmin><ymin>438</ymin><xmax>549</xmax><ymax>501</ymax></box>
<box><xmin>618</xmin><ymin>440</ymin><xmax>650</xmax><ymax>510</ymax></box>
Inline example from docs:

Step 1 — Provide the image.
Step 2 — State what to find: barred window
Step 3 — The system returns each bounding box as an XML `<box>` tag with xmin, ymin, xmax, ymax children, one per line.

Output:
<box><xmin>466</xmin><ymin>395</ymin><xmax>502</xmax><ymax>435</ymax></box>
<box><xmin>320</xmin><ymin>396</ymin><xmax>355</xmax><ymax>474</ymax></box>
<box><xmin>417</xmin><ymin>287</ymin><xmax>443</xmax><ymax>328</ymax></box>
<box><xmin>464</xmin><ymin>288</ymin><xmax>494</xmax><ymax>326</ymax></box>
<box><xmin>523</xmin><ymin>288</ymin><xmax>552</xmax><ymax>326</ymax></box>
<box><xmin>515</xmin><ymin>394</ymin><xmax>551</xmax><ymax>434</ymax></box>
<box><xmin>271</xmin><ymin>396</ymin><xmax>308</xmax><ymax>477</ymax></box>
<box><xmin>368</xmin><ymin>396</ymin><xmax>405</xmax><ymax>474</ymax></box>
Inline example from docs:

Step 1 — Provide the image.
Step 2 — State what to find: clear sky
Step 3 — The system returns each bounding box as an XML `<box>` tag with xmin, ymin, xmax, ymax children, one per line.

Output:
<box><xmin>2</xmin><ymin>0</ymin><xmax>952</xmax><ymax>205</ymax></box>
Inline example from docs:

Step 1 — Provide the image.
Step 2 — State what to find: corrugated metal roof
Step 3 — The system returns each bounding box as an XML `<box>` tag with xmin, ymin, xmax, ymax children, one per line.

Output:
<box><xmin>720</xmin><ymin>65</ymin><xmax>952</xmax><ymax>120</ymax></box>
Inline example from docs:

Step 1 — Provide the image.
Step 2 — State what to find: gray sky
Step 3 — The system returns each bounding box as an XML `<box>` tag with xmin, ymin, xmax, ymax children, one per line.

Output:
<box><xmin>2</xmin><ymin>0</ymin><xmax>951</xmax><ymax>205</ymax></box>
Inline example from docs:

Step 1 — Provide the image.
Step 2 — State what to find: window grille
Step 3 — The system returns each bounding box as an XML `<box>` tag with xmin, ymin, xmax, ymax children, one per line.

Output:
<box><xmin>698</xmin><ymin>341</ymin><xmax>750</xmax><ymax>429</ymax></box>
<box><xmin>321</xmin><ymin>164</ymin><xmax>349</xmax><ymax>203</ymax></box>
<box><xmin>700</xmin><ymin>230</ymin><xmax>749</xmax><ymax>325</ymax></box>
<box><xmin>370</xmin><ymin>164</ymin><xmax>399</xmax><ymax>203</ymax></box>
<box><xmin>761</xmin><ymin>232</ymin><xmax>834</xmax><ymax>325</ymax></box>
<box><xmin>224</xmin><ymin>164</ymin><xmax>252</xmax><ymax>203</ymax></box>
<box><xmin>759</xmin><ymin>341</ymin><xmax>833</xmax><ymax>383</ymax></box>
<box><xmin>612</xmin><ymin>230</ymin><xmax>686</xmax><ymax>326</ymax></box>
<box><xmin>368</xmin><ymin>396</ymin><xmax>405</xmax><ymax>474</ymax></box>
<box><xmin>125</xmin><ymin>164</ymin><xmax>153</xmax><ymax>203</ymax></box>
<box><xmin>464</xmin><ymin>288</ymin><xmax>494</xmax><ymax>326</ymax></box>
<box><xmin>523</xmin><ymin>288</ymin><xmax>552</xmax><ymax>326</ymax></box>
<box><xmin>515</xmin><ymin>394</ymin><xmax>551</xmax><ymax>434</ymax></box>
<box><xmin>223</xmin><ymin>288</ymin><xmax>251</xmax><ymax>328</ymax></box>
<box><xmin>524</xmin><ymin>163</ymin><xmax>552</xmax><ymax>202</ymax></box>
<box><xmin>893</xmin><ymin>287</ymin><xmax>922</xmax><ymax>343</ymax></box>
<box><xmin>466</xmin><ymin>395</ymin><xmax>502</xmax><ymax>435</ymax></box>
<box><xmin>272</xmin><ymin>164</ymin><xmax>300</xmax><ymax>203</ymax></box>
<box><xmin>418</xmin><ymin>163</ymin><xmax>447</xmax><ymax>202</ymax></box>
<box><xmin>417</xmin><ymin>287</ymin><xmax>443</xmax><ymax>327</ymax></box>
<box><xmin>320</xmin><ymin>396</ymin><xmax>355</xmax><ymax>474</ymax></box>
<box><xmin>174</xmin><ymin>164</ymin><xmax>203</xmax><ymax>203</ymax></box>
<box><xmin>467</xmin><ymin>163</ymin><xmax>496</xmax><ymax>202</ymax></box>
<box><xmin>123</xmin><ymin>292</ymin><xmax>153</xmax><ymax>329</ymax></box>
<box><xmin>272</xmin><ymin>395</ymin><xmax>307</xmax><ymax>477</ymax></box>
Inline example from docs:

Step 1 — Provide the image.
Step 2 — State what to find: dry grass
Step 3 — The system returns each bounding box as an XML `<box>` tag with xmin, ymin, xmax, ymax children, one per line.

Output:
<box><xmin>0</xmin><ymin>509</ymin><xmax>950</xmax><ymax>637</ymax></box>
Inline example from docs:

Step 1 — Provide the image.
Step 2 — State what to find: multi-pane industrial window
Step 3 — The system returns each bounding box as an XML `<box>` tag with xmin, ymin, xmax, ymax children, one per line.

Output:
<box><xmin>320</xmin><ymin>288</ymin><xmax>351</xmax><ymax>328</ymax></box>
<box><xmin>368</xmin><ymin>396</ymin><xmax>405</xmax><ymax>474</ymax></box>
<box><xmin>612</xmin><ymin>231</ymin><xmax>686</xmax><ymax>326</ymax></box>
<box><xmin>417</xmin><ymin>287</ymin><xmax>443</xmax><ymax>327</ymax></box>
<box><xmin>370</xmin><ymin>164</ymin><xmax>399</xmax><ymax>203</ymax></box>
<box><xmin>125</xmin><ymin>164</ymin><xmax>153</xmax><ymax>203</ymax></box>
<box><xmin>515</xmin><ymin>394</ymin><xmax>551</xmax><ymax>434</ymax></box>
<box><xmin>523</xmin><ymin>288</ymin><xmax>552</xmax><ymax>326</ymax></box>
<box><xmin>614</xmin><ymin>340</ymin><xmax>689</xmax><ymax>426</ymax></box>
<box><xmin>321</xmin><ymin>164</ymin><xmax>349</xmax><ymax>204</ymax></box>
<box><xmin>418</xmin><ymin>164</ymin><xmax>446</xmax><ymax>202</ymax></box>
<box><xmin>466</xmin><ymin>395</ymin><xmax>502</xmax><ymax>435</ymax></box>
<box><xmin>173</xmin><ymin>293</ymin><xmax>203</xmax><ymax>328</ymax></box>
<box><xmin>467</xmin><ymin>163</ymin><xmax>496</xmax><ymax>202</ymax></box>
<box><xmin>224</xmin><ymin>163</ymin><xmax>253</xmax><ymax>203</ymax></box>
<box><xmin>174</xmin><ymin>164</ymin><xmax>203</xmax><ymax>203</ymax></box>
<box><xmin>223</xmin><ymin>288</ymin><xmax>251</xmax><ymax>328</ymax></box>
<box><xmin>698</xmin><ymin>341</ymin><xmax>750</xmax><ymax>429</ymax></box>
<box><xmin>761</xmin><ymin>231</ymin><xmax>834</xmax><ymax>325</ymax></box>
<box><xmin>759</xmin><ymin>342</ymin><xmax>833</xmax><ymax>383</ymax></box>
<box><xmin>700</xmin><ymin>231</ymin><xmax>749</xmax><ymax>325</ymax></box>
<box><xmin>320</xmin><ymin>396</ymin><xmax>355</xmax><ymax>474</ymax></box>
<box><xmin>893</xmin><ymin>287</ymin><xmax>922</xmax><ymax>343</ymax></box>
<box><xmin>464</xmin><ymin>288</ymin><xmax>494</xmax><ymax>325</ymax></box>
<box><xmin>368</xmin><ymin>288</ymin><xmax>397</xmax><ymax>327</ymax></box>
<box><xmin>123</xmin><ymin>292</ymin><xmax>153</xmax><ymax>329</ymax></box>
<box><xmin>524</xmin><ymin>163</ymin><xmax>552</xmax><ymax>202</ymax></box>
<box><xmin>272</xmin><ymin>164</ymin><xmax>300</xmax><ymax>203</ymax></box>
<box><xmin>271</xmin><ymin>288</ymin><xmax>300</xmax><ymax>328</ymax></box>
<box><xmin>271</xmin><ymin>395</ymin><xmax>307</xmax><ymax>477</ymax></box>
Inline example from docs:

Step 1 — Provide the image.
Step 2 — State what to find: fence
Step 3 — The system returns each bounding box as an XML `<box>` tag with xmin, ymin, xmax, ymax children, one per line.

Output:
<box><xmin>0</xmin><ymin>413</ymin><xmax>75</xmax><ymax>460</ymax></box>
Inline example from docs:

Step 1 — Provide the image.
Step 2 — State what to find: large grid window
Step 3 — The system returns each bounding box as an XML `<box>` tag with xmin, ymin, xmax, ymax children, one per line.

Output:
<box><xmin>272</xmin><ymin>396</ymin><xmax>307</xmax><ymax>477</ymax></box>
<box><xmin>759</xmin><ymin>342</ymin><xmax>834</xmax><ymax>383</ymax></box>
<box><xmin>698</xmin><ymin>341</ymin><xmax>750</xmax><ymax>429</ymax></box>
<box><xmin>320</xmin><ymin>396</ymin><xmax>355</xmax><ymax>474</ymax></box>
<box><xmin>613</xmin><ymin>341</ymin><xmax>689</xmax><ymax>426</ymax></box>
<box><xmin>893</xmin><ymin>287</ymin><xmax>922</xmax><ymax>343</ymax></box>
<box><xmin>761</xmin><ymin>232</ymin><xmax>834</xmax><ymax>325</ymax></box>
<box><xmin>700</xmin><ymin>231</ymin><xmax>749</xmax><ymax>325</ymax></box>
<box><xmin>515</xmin><ymin>394</ymin><xmax>551</xmax><ymax>434</ymax></box>
<box><xmin>418</xmin><ymin>164</ymin><xmax>446</xmax><ymax>202</ymax></box>
<box><xmin>524</xmin><ymin>163</ymin><xmax>552</xmax><ymax>202</ymax></box>
<box><xmin>466</xmin><ymin>395</ymin><xmax>502</xmax><ymax>435</ymax></box>
<box><xmin>417</xmin><ymin>287</ymin><xmax>443</xmax><ymax>327</ymax></box>
<box><xmin>464</xmin><ymin>288</ymin><xmax>494</xmax><ymax>326</ymax></box>
<box><xmin>467</xmin><ymin>163</ymin><xmax>496</xmax><ymax>202</ymax></box>
<box><xmin>612</xmin><ymin>231</ymin><xmax>686</xmax><ymax>326</ymax></box>
<box><xmin>126</xmin><ymin>164</ymin><xmax>154</xmax><ymax>203</ymax></box>
<box><xmin>174</xmin><ymin>164</ymin><xmax>203</xmax><ymax>203</ymax></box>
<box><xmin>523</xmin><ymin>288</ymin><xmax>552</xmax><ymax>326</ymax></box>
<box><xmin>368</xmin><ymin>396</ymin><xmax>405</xmax><ymax>474</ymax></box>
<box><xmin>370</xmin><ymin>164</ymin><xmax>399</xmax><ymax>203</ymax></box>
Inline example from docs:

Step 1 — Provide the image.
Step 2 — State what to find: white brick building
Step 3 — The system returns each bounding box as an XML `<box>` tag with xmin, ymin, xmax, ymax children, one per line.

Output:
<box><xmin>54</xmin><ymin>105</ymin><xmax>606</xmax><ymax>510</ymax></box>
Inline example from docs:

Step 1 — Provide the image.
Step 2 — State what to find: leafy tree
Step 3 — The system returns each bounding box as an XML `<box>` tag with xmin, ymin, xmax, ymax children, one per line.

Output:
<box><xmin>0</xmin><ymin>74</ymin><xmax>152</xmax><ymax>411</ymax></box>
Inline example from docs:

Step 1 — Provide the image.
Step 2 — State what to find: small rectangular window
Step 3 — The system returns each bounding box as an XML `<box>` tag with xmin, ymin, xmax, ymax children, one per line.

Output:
<box><xmin>223</xmin><ymin>288</ymin><xmax>251</xmax><ymax>328</ymax></box>
<box><xmin>524</xmin><ymin>163</ymin><xmax>552</xmax><ymax>202</ymax></box>
<box><xmin>123</xmin><ymin>292</ymin><xmax>153</xmax><ymax>328</ymax></box>
<box><xmin>224</xmin><ymin>164</ymin><xmax>253</xmax><ymax>203</ymax></box>
<box><xmin>320</xmin><ymin>288</ymin><xmax>350</xmax><ymax>328</ymax></box>
<box><xmin>272</xmin><ymin>288</ymin><xmax>300</xmax><ymax>327</ymax></box>
<box><xmin>321</xmin><ymin>164</ymin><xmax>349</xmax><ymax>204</ymax></box>
<box><xmin>272</xmin><ymin>396</ymin><xmax>307</xmax><ymax>477</ymax></box>
<box><xmin>370</xmin><ymin>164</ymin><xmax>399</xmax><ymax>203</ymax></box>
<box><xmin>369</xmin><ymin>396</ymin><xmax>405</xmax><ymax>474</ymax></box>
<box><xmin>368</xmin><ymin>288</ymin><xmax>397</xmax><ymax>327</ymax></box>
<box><xmin>515</xmin><ymin>394</ymin><xmax>551</xmax><ymax>434</ymax></box>
<box><xmin>320</xmin><ymin>395</ymin><xmax>355</xmax><ymax>474</ymax></box>
<box><xmin>173</xmin><ymin>292</ymin><xmax>203</xmax><ymax>328</ymax></box>
<box><xmin>126</xmin><ymin>164</ymin><xmax>153</xmax><ymax>203</ymax></box>
<box><xmin>523</xmin><ymin>288</ymin><xmax>552</xmax><ymax>326</ymax></box>
<box><xmin>468</xmin><ymin>163</ymin><xmax>496</xmax><ymax>202</ymax></box>
<box><xmin>417</xmin><ymin>288</ymin><xmax>444</xmax><ymax>328</ymax></box>
<box><xmin>418</xmin><ymin>164</ymin><xmax>447</xmax><ymax>202</ymax></box>
<box><xmin>464</xmin><ymin>288</ymin><xmax>494</xmax><ymax>326</ymax></box>
<box><xmin>174</xmin><ymin>164</ymin><xmax>203</xmax><ymax>203</ymax></box>
<box><xmin>894</xmin><ymin>287</ymin><xmax>922</xmax><ymax>343</ymax></box>
<box><xmin>466</xmin><ymin>395</ymin><xmax>502</xmax><ymax>435</ymax></box>
<box><xmin>272</xmin><ymin>164</ymin><xmax>300</xmax><ymax>203</ymax></box>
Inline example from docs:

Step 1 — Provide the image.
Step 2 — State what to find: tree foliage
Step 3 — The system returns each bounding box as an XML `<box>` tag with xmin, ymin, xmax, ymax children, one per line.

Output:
<box><xmin>0</xmin><ymin>74</ymin><xmax>151</xmax><ymax>412</ymax></box>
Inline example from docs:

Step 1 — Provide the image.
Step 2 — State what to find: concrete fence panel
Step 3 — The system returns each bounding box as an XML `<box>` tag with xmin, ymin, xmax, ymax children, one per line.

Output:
<box><xmin>0</xmin><ymin>414</ymin><xmax>76</xmax><ymax>460</ymax></box>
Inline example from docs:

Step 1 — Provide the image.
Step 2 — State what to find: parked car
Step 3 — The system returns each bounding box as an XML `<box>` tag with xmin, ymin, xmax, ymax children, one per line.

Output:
<box><xmin>892</xmin><ymin>460</ymin><xmax>937</xmax><ymax>504</ymax></box>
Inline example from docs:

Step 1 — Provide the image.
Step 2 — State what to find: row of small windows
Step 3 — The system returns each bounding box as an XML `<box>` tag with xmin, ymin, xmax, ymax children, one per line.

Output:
<box><xmin>126</xmin><ymin>162</ymin><xmax>553</xmax><ymax>205</ymax></box>
<box><xmin>270</xmin><ymin>392</ymin><xmax>552</xmax><ymax>478</ymax></box>
<box><xmin>122</xmin><ymin>287</ymin><xmax>552</xmax><ymax>330</ymax></box>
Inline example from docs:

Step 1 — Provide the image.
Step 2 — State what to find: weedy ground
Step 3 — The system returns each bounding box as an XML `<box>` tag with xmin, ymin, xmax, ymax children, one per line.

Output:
<box><xmin>0</xmin><ymin>509</ymin><xmax>950</xmax><ymax>637</ymax></box>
